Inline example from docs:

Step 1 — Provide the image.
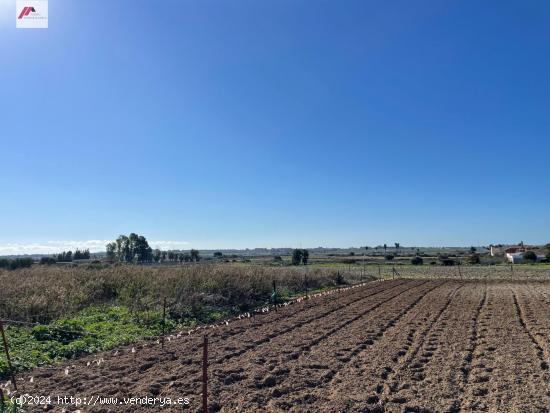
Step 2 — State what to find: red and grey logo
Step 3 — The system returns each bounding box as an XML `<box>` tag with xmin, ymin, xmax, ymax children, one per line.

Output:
<box><xmin>18</xmin><ymin>6</ymin><xmax>36</xmax><ymax>19</ymax></box>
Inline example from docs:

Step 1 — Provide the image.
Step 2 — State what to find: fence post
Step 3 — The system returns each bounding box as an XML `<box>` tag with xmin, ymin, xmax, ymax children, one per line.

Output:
<box><xmin>202</xmin><ymin>335</ymin><xmax>208</xmax><ymax>413</ymax></box>
<box><xmin>378</xmin><ymin>265</ymin><xmax>381</xmax><ymax>279</ymax></box>
<box><xmin>0</xmin><ymin>320</ymin><xmax>17</xmax><ymax>390</ymax></box>
<box><xmin>272</xmin><ymin>280</ymin><xmax>278</xmax><ymax>311</ymax></box>
<box><xmin>304</xmin><ymin>272</ymin><xmax>309</xmax><ymax>299</ymax></box>
<box><xmin>161</xmin><ymin>297</ymin><xmax>167</xmax><ymax>349</ymax></box>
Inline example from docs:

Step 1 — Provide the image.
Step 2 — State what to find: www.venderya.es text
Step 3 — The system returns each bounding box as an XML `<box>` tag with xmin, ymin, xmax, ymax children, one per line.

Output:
<box><xmin>11</xmin><ymin>394</ymin><xmax>190</xmax><ymax>407</ymax></box>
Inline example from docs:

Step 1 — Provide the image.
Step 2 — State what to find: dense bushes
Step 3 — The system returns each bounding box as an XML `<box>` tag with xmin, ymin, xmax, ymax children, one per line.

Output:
<box><xmin>410</xmin><ymin>256</ymin><xmax>424</xmax><ymax>265</ymax></box>
<box><xmin>39</xmin><ymin>257</ymin><xmax>57</xmax><ymax>265</ymax></box>
<box><xmin>0</xmin><ymin>257</ymin><xmax>33</xmax><ymax>270</ymax></box>
<box><xmin>0</xmin><ymin>264</ymin><xmax>370</xmax><ymax>324</ymax></box>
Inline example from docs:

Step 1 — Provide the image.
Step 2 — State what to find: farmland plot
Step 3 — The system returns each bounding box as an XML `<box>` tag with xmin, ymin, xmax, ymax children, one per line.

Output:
<box><xmin>10</xmin><ymin>280</ymin><xmax>550</xmax><ymax>412</ymax></box>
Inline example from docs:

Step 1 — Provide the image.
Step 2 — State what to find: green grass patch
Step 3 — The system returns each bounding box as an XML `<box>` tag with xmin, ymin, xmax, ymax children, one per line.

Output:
<box><xmin>0</xmin><ymin>306</ymin><xmax>176</xmax><ymax>379</ymax></box>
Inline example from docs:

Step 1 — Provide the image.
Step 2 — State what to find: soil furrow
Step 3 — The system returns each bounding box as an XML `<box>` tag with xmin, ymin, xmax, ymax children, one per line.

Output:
<box><xmin>379</xmin><ymin>284</ymin><xmax>464</xmax><ymax>401</ymax></box>
<box><xmin>12</xmin><ymin>280</ymin><xmax>550</xmax><ymax>413</ymax></box>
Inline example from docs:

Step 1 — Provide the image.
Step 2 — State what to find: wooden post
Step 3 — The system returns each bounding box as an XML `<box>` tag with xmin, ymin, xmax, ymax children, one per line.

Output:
<box><xmin>362</xmin><ymin>255</ymin><xmax>365</xmax><ymax>283</ymax></box>
<box><xmin>0</xmin><ymin>320</ymin><xmax>17</xmax><ymax>390</ymax></box>
<box><xmin>304</xmin><ymin>272</ymin><xmax>309</xmax><ymax>299</ymax></box>
<box><xmin>202</xmin><ymin>335</ymin><xmax>208</xmax><ymax>413</ymax></box>
<box><xmin>378</xmin><ymin>265</ymin><xmax>381</xmax><ymax>279</ymax></box>
<box><xmin>161</xmin><ymin>297</ymin><xmax>166</xmax><ymax>349</ymax></box>
<box><xmin>272</xmin><ymin>280</ymin><xmax>277</xmax><ymax>311</ymax></box>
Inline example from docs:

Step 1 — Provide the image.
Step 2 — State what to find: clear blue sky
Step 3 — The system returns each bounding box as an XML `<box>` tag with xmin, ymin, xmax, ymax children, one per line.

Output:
<box><xmin>1</xmin><ymin>0</ymin><xmax>549</xmax><ymax>253</ymax></box>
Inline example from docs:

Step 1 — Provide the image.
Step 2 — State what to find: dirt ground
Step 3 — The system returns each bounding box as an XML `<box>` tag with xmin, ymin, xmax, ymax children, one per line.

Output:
<box><xmin>9</xmin><ymin>279</ymin><xmax>550</xmax><ymax>412</ymax></box>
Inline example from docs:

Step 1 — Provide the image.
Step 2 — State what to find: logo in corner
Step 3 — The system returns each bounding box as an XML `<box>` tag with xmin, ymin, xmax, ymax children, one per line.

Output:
<box><xmin>16</xmin><ymin>0</ymin><xmax>48</xmax><ymax>29</ymax></box>
<box><xmin>18</xmin><ymin>6</ymin><xmax>36</xmax><ymax>19</ymax></box>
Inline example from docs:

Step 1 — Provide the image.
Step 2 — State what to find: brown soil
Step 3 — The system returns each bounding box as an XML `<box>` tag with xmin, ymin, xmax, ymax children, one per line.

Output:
<box><xmin>11</xmin><ymin>280</ymin><xmax>550</xmax><ymax>412</ymax></box>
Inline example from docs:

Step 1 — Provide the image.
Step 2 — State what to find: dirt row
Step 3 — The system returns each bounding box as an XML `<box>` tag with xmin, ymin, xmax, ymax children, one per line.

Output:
<box><xmin>9</xmin><ymin>280</ymin><xmax>550</xmax><ymax>412</ymax></box>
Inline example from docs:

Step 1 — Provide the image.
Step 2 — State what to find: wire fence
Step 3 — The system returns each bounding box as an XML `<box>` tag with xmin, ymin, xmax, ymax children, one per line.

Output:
<box><xmin>2</xmin><ymin>270</ymin><xmax>550</xmax><ymax>412</ymax></box>
<box><xmin>0</xmin><ymin>276</ymin><xmax>380</xmax><ymax>412</ymax></box>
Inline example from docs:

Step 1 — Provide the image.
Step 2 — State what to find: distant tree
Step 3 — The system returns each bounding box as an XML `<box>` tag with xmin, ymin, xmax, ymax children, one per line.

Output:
<box><xmin>523</xmin><ymin>251</ymin><xmax>537</xmax><ymax>263</ymax></box>
<box><xmin>39</xmin><ymin>257</ymin><xmax>56</xmax><ymax>265</ymax></box>
<box><xmin>106</xmin><ymin>242</ymin><xmax>116</xmax><ymax>261</ymax></box>
<box><xmin>470</xmin><ymin>246</ymin><xmax>477</xmax><ymax>253</ymax></box>
<box><xmin>349</xmin><ymin>251</ymin><xmax>355</xmax><ymax>256</ymax></box>
<box><xmin>73</xmin><ymin>249</ymin><xmax>90</xmax><ymax>260</ymax></box>
<box><xmin>383</xmin><ymin>244</ymin><xmax>387</xmax><ymax>254</ymax></box>
<box><xmin>153</xmin><ymin>249</ymin><xmax>161</xmax><ymax>263</ymax></box>
<box><xmin>190</xmin><ymin>249</ymin><xmax>200</xmax><ymax>262</ymax></box>
<box><xmin>108</xmin><ymin>233</ymin><xmax>152</xmax><ymax>263</ymax></box>
<box><xmin>545</xmin><ymin>244</ymin><xmax>550</xmax><ymax>260</ymax></box>
<box><xmin>385</xmin><ymin>254</ymin><xmax>395</xmax><ymax>261</ymax></box>
<box><xmin>395</xmin><ymin>243</ymin><xmax>400</xmax><ymax>255</ymax></box>
<box><xmin>213</xmin><ymin>252</ymin><xmax>223</xmax><ymax>258</ymax></box>
<box><xmin>301</xmin><ymin>249</ymin><xmax>309</xmax><ymax>265</ymax></box>
<box><xmin>134</xmin><ymin>236</ymin><xmax>152</xmax><ymax>262</ymax></box>
<box><xmin>292</xmin><ymin>249</ymin><xmax>303</xmax><ymax>266</ymax></box>
<box><xmin>57</xmin><ymin>251</ymin><xmax>73</xmax><ymax>262</ymax></box>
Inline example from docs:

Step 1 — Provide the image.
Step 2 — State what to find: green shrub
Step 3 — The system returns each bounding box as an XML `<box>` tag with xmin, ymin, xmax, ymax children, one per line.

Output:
<box><xmin>410</xmin><ymin>256</ymin><xmax>423</xmax><ymax>265</ymax></box>
<box><xmin>32</xmin><ymin>321</ymin><xmax>85</xmax><ymax>344</ymax></box>
<box><xmin>385</xmin><ymin>254</ymin><xmax>395</xmax><ymax>261</ymax></box>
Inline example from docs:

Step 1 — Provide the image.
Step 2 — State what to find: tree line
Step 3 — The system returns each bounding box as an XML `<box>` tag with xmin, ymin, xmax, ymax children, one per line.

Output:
<box><xmin>0</xmin><ymin>257</ymin><xmax>33</xmax><ymax>270</ymax></box>
<box><xmin>55</xmin><ymin>249</ymin><xmax>91</xmax><ymax>262</ymax></box>
<box><xmin>106</xmin><ymin>233</ymin><xmax>201</xmax><ymax>263</ymax></box>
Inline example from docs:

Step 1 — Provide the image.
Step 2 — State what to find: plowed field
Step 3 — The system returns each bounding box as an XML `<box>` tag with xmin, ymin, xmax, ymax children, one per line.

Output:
<box><xmin>13</xmin><ymin>280</ymin><xmax>550</xmax><ymax>412</ymax></box>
